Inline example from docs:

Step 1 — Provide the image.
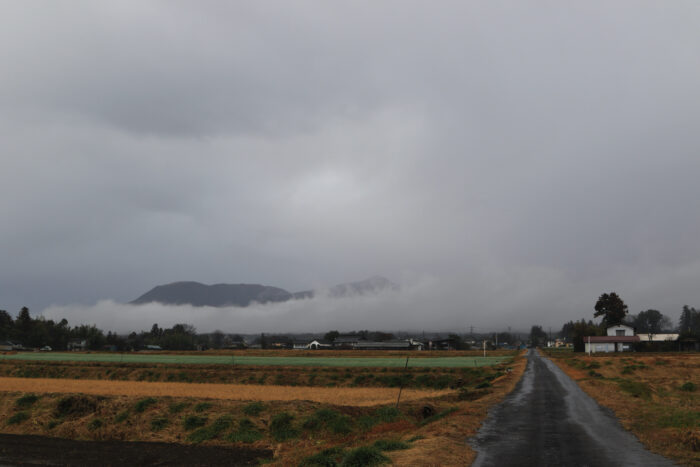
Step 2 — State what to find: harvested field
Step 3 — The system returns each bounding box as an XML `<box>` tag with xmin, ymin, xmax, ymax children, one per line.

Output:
<box><xmin>0</xmin><ymin>351</ymin><xmax>528</xmax><ymax>466</ymax></box>
<box><xmin>0</xmin><ymin>358</ymin><xmax>510</xmax><ymax>390</ymax></box>
<box><xmin>0</xmin><ymin>351</ymin><xmax>509</xmax><ymax>368</ymax></box>
<box><xmin>0</xmin><ymin>377</ymin><xmax>449</xmax><ymax>406</ymax></box>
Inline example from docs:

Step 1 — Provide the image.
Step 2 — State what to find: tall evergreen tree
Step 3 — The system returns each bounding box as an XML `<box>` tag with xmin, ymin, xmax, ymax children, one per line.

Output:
<box><xmin>0</xmin><ymin>310</ymin><xmax>12</xmax><ymax>340</ymax></box>
<box><xmin>594</xmin><ymin>292</ymin><xmax>628</xmax><ymax>327</ymax></box>
<box><xmin>15</xmin><ymin>307</ymin><xmax>34</xmax><ymax>345</ymax></box>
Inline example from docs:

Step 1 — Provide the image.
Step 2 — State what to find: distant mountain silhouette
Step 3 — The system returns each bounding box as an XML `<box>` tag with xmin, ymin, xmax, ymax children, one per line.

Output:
<box><xmin>130</xmin><ymin>281</ymin><xmax>292</xmax><ymax>307</ymax></box>
<box><xmin>131</xmin><ymin>276</ymin><xmax>398</xmax><ymax>307</ymax></box>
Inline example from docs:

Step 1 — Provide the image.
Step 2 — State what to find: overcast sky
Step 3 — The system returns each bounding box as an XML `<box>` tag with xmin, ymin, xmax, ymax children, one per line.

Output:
<box><xmin>2</xmin><ymin>1</ymin><xmax>700</xmax><ymax>333</ymax></box>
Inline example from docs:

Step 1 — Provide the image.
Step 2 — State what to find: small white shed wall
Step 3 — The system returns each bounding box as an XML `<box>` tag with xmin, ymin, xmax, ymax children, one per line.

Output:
<box><xmin>606</xmin><ymin>325</ymin><xmax>634</xmax><ymax>336</ymax></box>
<box><xmin>584</xmin><ymin>342</ymin><xmax>632</xmax><ymax>353</ymax></box>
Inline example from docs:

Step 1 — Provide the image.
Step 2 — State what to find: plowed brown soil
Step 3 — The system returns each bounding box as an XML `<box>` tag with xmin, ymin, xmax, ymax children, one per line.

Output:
<box><xmin>0</xmin><ymin>377</ymin><xmax>449</xmax><ymax>406</ymax></box>
<box><xmin>0</xmin><ymin>433</ymin><xmax>271</xmax><ymax>466</ymax></box>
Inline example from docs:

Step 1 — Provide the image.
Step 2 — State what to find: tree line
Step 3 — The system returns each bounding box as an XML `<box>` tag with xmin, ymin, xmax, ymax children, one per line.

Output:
<box><xmin>0</xmin><ymin>307</ymin><xmax>221</xmax><ymax>351</ymax></box>
<box><xmin>0</xmin><ymin>307</ymin><xmax>105</xmax><ymax>350</ymax></box>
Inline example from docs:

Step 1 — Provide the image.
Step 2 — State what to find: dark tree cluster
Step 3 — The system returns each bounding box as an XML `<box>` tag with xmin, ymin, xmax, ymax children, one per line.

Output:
<box><xmin>446</xmin><ymin>333</ymin><xmax>470</xmax><ymax>350</ymax></box>
<box><xmin>0</xmin><ymin>306</ymin><xmax>213</xmax><ymax>351</ymax></box>
<box><xmin>529</xmin><ymin>325</ymin><xmax>549</xmax><ymax>347</ymax></box>
<box><xmin>679</xmin><ymin>305</ymin><xmax>700</xmax><ymax>338</ymax></box>
<box><xmin>559</xmin><ymin>320</ymin><xmax>602</xmax><ymax>352</ymax></box>
<box><xmin>494</xmin><ymin>332</ymin><xmax>516</xmax><ymax>345</ymax></box>
<box><xmin>629</xmin><ymin>309</ymin><xmax>673</xmax><ymax>337</ymax></box>
<box><xmin>321</xmin><ymin>330</ymin><xmax>397</xmax><ymax>343</ymax></box>
<box><xmin>126</xmin><ymin>323</ymin><xmax>208</xmax><ymax>351</ymax></box>
<box><xmin>0</xmin><ymin>307</ymin><xmax>99</xmax><ymax>350</ymax></box>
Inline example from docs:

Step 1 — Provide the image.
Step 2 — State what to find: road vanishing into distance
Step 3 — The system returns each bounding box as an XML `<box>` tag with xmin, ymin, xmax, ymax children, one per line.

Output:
<box><xmin>470</xmin><ymin>349</ymin><xmax>675</xmax><ymax>467</ymax></box>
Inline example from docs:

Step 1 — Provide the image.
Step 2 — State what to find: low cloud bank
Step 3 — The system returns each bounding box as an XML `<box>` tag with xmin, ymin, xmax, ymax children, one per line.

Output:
<box><xmin>42</xmin><ymin>278</ymin><xmax>474</xmax><ymax>334</ymax></box>
<box><xmin>42</xmin><ymin>266</ymin><xmax>688</xmax><ymax>335</ymax></box>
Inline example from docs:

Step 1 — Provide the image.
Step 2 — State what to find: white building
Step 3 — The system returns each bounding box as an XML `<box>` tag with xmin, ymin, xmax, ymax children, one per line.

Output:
<box><xmin>584</xmin><ymin>325</ymin><xmax>639</xmax><ymax>353</ymax></box>
<box><xmin>306</xmin><ymin>340</ymin><xmax>332</xmax><ymax>350</ymax></box>
<box><xmin>636</xmin><ymin>333</ymin><xmax>679</xmax><ymax>342</ymax></box>
<box><xmin>606</xmin><ymin>324</ymin><xmax>635</xmax><ymax>337</ymax></box>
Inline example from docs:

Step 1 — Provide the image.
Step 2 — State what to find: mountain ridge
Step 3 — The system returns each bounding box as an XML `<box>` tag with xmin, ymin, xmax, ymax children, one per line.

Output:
<box><xmin>130</xmin><ymin>276</ymin><xmax>398</xmax><ymax>307</ymax></box>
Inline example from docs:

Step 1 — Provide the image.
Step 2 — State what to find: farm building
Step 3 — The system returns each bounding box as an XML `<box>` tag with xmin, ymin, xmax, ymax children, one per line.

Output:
<box><xmin>67</xmin><ymin>339</ymin><xmax>87</xmax><ymax>351</ymax></box>
<box><xmin>332</xmin><ymin>335</ymin><xmax>362</xmax><ymax>349</ymax></box>
<box><xmin>584</xmin><ymin>325</ymin><xmax>638</xmax><ymax>353</ymax></box>
<box><xmin>223</xmin><ymin>340</ymin><xmax>247</xmax><ymax>350</ymax></box>
<box><xmin>0</xmin><ymin>341</ymin><xmax>14</xmax><ymax>351</ymax></box>
<box><xmin>607</xmin><ymin>324</ymin><xmax>635</xmax><ymax>337</ymax></box>
<box><xmin>636</xmin><ymin>333</ymin><xmax>681</xmax><ymax>352</ymax></box>
<box><xmin>584</xmin><ymin>336</ymin><xmax>640</xmax><ymax>353</ymax></box>
<box><xmin>428</xmin><ymin>337</ymin><xmax>458</xmax><ymax>350</ymax></box>
<box><xmin>306</xmin><ymin>340</ymin><xmax>332</xmax><ymax>350</ymax></box>
<box><xmin>546</xmin><ymin>338</ymin><xmax>571</xmax><ymax>348</ymax></box>
<box><xmin>292</xmin><ymin>340</ymin><xmax>309</xmax><ymax>350</ymax></box>
<box><xmin>584</xmin><ymin>324</ymin><xmax>686</xmax><ymax>353</ymax></box>
<box><xmin>636</xmin><ymin>333</ymin><xmax>679</xmax><ymax>342</ymax></box>
<box><xmin>354</xmin><ymin>339</ymin><xmax>424</xmax><ymax>351</ymax></box>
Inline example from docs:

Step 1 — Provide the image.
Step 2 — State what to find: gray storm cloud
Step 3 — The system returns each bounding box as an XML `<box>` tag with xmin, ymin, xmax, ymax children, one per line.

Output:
<box><xmin>2</xmin><ymin>1</ymin><xmax>700</xmax><ymax>330</ymax></box>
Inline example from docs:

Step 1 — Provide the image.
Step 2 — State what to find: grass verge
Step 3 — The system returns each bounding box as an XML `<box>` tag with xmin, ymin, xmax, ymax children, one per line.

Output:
<box><xmin>551</xmin><ymin>353</ymin><xmax>699</xmax><ymax>466</ymax></box>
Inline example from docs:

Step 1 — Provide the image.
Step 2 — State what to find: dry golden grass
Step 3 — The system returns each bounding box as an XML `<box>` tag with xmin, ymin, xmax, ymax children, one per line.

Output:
<box><xmin>0</xmin><ymin>377</ymin><xmax>449</xmax><ymax>406</ymax></box>
<box><xmin>549</xmin><ymin>353</ymin><xmax>700</xmax><ymax>466</ymax></box>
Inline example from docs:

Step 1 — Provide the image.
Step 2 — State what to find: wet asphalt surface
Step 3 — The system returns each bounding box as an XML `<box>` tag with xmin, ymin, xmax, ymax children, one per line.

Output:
<box><xmin>470</xmin><ymin>349</ymin><xmax>675</xmax><ymax>467</ymax></box>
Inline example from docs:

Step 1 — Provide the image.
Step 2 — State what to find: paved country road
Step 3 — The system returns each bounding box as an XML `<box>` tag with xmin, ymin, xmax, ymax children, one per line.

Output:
<box><xmin>470</xmin><ymin>349</ymin><xmax>675</xmax><ymax>467</ymax></box>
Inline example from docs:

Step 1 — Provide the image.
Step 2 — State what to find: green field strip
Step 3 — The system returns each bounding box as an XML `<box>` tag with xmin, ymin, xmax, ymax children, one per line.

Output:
<box><xmin>0</xmin><ymin>352</ymin><xmax>509</xmax><ymax>368</ymax></box>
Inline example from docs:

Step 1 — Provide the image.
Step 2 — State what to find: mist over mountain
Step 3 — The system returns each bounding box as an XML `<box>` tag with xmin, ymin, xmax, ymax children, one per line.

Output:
<box><xmin>5</xmin><ymin>3</ymin><xmax>699</xmax><ymax>331</ymax></box>
<box><xmin>131</xmin><ymin>276</ymin><xmax>398</xmax><ymax>307</ymax></box>
<box><xmin>293</xmin><ymin>276</ymin><xmax>399</xmax><ymax>300</ymax></box>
